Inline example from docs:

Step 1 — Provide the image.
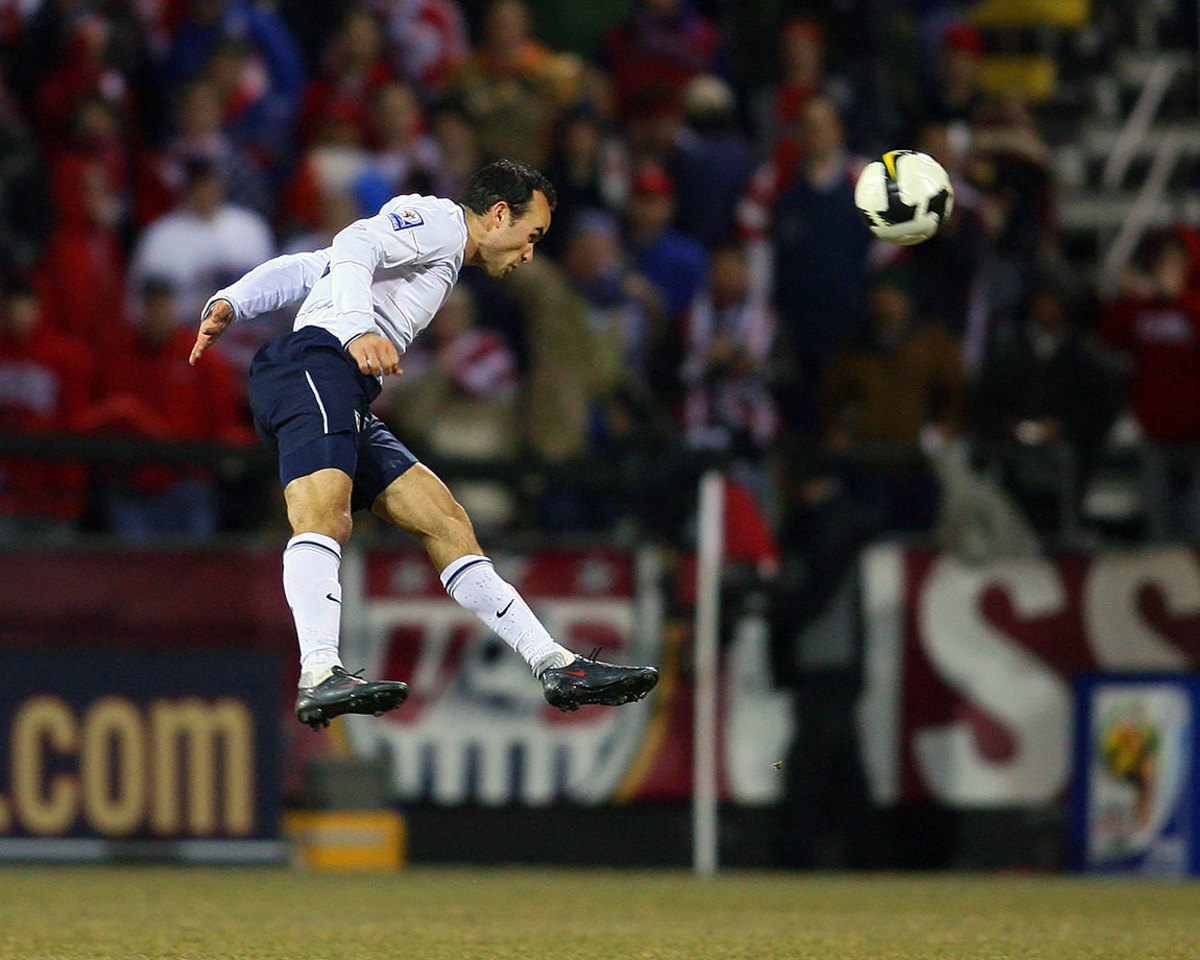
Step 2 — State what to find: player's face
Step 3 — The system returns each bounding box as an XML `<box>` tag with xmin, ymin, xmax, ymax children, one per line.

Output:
<box><xmin>479</xmin><ymin>192</ymin><xmax>552</xmax><ymax>277</ymax></box>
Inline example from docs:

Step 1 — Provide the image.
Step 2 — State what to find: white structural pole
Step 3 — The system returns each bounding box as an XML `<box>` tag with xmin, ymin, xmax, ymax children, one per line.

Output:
<box><xmin>693</xmin><ymin>470</ymin><xmax>725</xmax><ymax>876</ymax></box>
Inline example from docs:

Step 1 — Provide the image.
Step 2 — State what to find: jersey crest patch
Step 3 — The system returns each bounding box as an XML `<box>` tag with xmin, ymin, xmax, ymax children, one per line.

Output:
<box><xmin>387</xmin><ymin>209</ymin><xmax>425</xmax><ymax>231</ymax></box>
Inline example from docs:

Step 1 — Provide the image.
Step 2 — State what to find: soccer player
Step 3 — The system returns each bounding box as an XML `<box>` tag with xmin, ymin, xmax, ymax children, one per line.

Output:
<box><xmin>190</xmin><ymin>160</ymin><xmax>658</xmax><ymax>728</ymax></box>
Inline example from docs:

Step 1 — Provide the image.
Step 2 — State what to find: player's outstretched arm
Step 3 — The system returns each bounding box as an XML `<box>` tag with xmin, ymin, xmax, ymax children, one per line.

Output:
<box><xmin>189</xmin><ymin>298</ymin><xmax>234</xmax><ymax>365</ymax></box>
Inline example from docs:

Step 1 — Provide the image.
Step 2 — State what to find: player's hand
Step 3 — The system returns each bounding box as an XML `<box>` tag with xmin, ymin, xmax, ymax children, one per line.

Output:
<box><xmin>189</xmin><ymin>299</ymin><xmax>234</xmax><ymax>365</ymax></box>
<box><xmin>347</xmin><ymin>332</ymin><xmax>402</xmax><ymax>377</ymax></box>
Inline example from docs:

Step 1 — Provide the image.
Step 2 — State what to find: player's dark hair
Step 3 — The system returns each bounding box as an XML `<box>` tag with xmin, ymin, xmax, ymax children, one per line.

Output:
<box><xmin>459</xmin><ymin>159</ymin><xmax>556</xmax><ymax>218</ymax></box>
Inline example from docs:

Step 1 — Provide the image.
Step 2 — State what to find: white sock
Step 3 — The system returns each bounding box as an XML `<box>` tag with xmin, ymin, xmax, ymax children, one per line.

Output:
<box><xmin>283</xmin><ymin>533</ymin><xmax>344</xmax><ymax>687</ymax></box>
<box><xmin>440</xmin><ymin>554</ymin><xmax>575</xmax><ymax>675</ymax></box>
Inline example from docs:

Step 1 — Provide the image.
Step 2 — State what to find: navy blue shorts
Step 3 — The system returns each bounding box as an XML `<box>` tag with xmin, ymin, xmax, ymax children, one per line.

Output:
<box><xmin>247</xmin><ymin>326</ymin><xmax>418</xmax><ymax>512</ymax></box>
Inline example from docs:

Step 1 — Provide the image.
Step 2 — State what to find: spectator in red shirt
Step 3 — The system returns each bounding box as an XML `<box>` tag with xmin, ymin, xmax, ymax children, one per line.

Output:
<box><xmin>1102</xmin><ymin>230</ymin><xmax>1200</xmax><ymax>445</ymax></box>
<box><xmin>297</xmin><ymin>7</ymin><xmax>395</xmax><ymax>148</ymax></box>
<box><xmin>81</xmin><ymin>277</ymin><xmax>254</xmax><ymax>541</ymax></box>
<box><xmin>1102</xmin><ymin>229</ymin><xmax>1200</xmax><ymax>539</ymax></box>
<box><xmin>763</xmin><ymin>18</ymin><xmax>826</xmax><ymax>146</ymax></box>
<box><xmin>31</xmin><ymin>13</ymin><xmax>138</xmax><ymax>155</ymax></box>
<box><xmin>367</xmin><ymin>0</ymin><xmax>469</xmax><ymax>100</ymax></box>
<box><xmin>36</xmin><ymin>103</ymin><xmax>130</xmax><ymax>357</ymax></box>
<box><xmin>0</xmin><ymin>280</ymin><xmax>97</xmax><ymax>539</ymax></box>
<box><xmin>604</xmin><ymin>0</ymin><xmax>726</xmax><ymax>120</ymax></box>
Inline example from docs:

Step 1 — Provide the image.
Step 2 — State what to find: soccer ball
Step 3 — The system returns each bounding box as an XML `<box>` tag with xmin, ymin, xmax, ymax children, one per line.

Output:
<box><xmin>854</xmin><ymin>150</ymin><xmax>954</xmax><ymax>245</ymax></box>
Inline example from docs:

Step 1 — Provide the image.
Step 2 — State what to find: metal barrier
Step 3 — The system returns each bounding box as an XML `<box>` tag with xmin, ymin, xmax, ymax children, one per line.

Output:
<box><xmin>1</xmin><ymin>430</ymin><xmax>1194</xmax><ymax>546</ymax></box>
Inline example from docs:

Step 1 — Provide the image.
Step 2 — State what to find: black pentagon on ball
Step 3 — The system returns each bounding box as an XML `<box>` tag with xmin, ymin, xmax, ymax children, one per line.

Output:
<box><xmin>882</xmin><ymin>173</ymin><xmax>916</xmax><ymax>227</ymax></box>
<box><xmin>927</xmin><ymin>188</ymin><xmax>951</xmax><ymax>221</ymax></box>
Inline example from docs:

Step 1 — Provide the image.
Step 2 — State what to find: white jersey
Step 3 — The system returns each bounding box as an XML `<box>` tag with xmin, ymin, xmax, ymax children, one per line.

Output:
<box><xmin>203</xmin><ymin>193</ymin><xmax>468</xmax><ymax>354</ymax></box>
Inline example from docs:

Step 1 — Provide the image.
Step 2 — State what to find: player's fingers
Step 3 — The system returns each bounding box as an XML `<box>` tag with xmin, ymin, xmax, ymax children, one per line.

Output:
<box><xmin>372</xmin><ymin>345</ymin><xmax>401</xmax><ymax>375</ymax></box>
<box><xmin>189</xmin><ymin>335</ymin><xmax>210</xmax><ymax>366</ymax></box>
<box><xmin>190</xmin><ymin>319</ymin><xmax>227</xmax><ymax>364</ymax></box>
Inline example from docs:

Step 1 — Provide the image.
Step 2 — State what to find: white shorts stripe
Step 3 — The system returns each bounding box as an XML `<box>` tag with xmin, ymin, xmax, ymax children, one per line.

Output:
<box><xmin>304</xmin><ymin>370</ymin><xmax>330</xmax><ymax>434</ymax></box>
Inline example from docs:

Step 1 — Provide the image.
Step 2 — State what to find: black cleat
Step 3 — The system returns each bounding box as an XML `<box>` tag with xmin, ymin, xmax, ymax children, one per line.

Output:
<box><xmin>541</xmin><ymin>652</ymin><xmax>659</xmax><ymax>712</ymax></box>
<box><xmin>295</xmin><ymin>666</ymin><xmax>408</xmax><ymax>730</ymax></box>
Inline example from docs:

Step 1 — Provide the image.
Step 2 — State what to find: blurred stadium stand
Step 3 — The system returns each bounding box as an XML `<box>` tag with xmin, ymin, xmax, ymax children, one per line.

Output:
<box><xmin>4</xmin><ymin>0</ymin><xmax>1200</xmax><ymax>872</ymax></box>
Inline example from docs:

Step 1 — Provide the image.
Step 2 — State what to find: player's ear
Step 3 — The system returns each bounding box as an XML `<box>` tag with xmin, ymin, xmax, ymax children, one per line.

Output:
<box><xmin>490</xmin><ymin>201</ymin><xmax>509</xmax><ymax>228</ymax></box>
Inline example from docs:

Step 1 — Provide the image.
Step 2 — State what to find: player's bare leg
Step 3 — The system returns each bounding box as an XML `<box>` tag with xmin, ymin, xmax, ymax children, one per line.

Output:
<box><xmin>284</xmin><ymin>468</ymin><xmax>407</xmax><ymax>728</ymax></box>
<box><xmin>285</xmin><ymin>467</ymin><xmax>355</xmax><ymax>545</ymax></box>
<box><xmin>371</xmin><ymin>465</ymin><xmax>658</xmax><ymax>709</ymax></box>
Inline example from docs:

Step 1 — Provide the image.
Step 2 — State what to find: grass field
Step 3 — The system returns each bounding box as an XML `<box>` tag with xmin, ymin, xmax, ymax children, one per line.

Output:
<box><xmin>0</xmin><ymin>866</ymin><xmax>1197</xmax><ymax>959</ymax></box>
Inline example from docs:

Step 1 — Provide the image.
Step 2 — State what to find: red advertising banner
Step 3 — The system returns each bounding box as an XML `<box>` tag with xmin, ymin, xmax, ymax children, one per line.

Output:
<box><xmin>339</xmin><ymin>548</ymin><xmax>668</xmax><ymax>805</ymax></box>
<box><xmin>0</xmin><ymin>546</ymin><xmax>796</xmax><ymax>807</ymax></box>
<box><xmin>340</xmin><ymin>547</ymin><xmax>795</xmax><ymax>806</ymax></box>
<box><xmin>860</xmin><ymin>544</ymin><xmax>1200</xmax><ymax>807</ymax></box>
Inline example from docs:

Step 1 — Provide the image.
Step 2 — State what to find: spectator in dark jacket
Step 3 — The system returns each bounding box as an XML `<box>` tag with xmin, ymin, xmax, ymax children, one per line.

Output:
<box><xmin>974</xmin><ymin>281</ymin><xmax>1119</xmax><ymax>533</ymax></box>
<box><xmin>672</xmin><ymin>75</ymin><xmax>756</xmax><ymax>248</ymax></box>
<box><xmin>771</xmin><ymin>97</ymin><xmax>869</xmax><ymax>437</ymax></box>
<box><xmin>820</xmin><ymin>269</ymin><xmax>963</xmax><ymax>532</ymax></box>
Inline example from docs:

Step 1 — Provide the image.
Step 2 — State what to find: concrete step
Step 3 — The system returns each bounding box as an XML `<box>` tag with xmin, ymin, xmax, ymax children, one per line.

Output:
<box><xmin>1115</xmin><ymin>49</ymin><xmax>1196</xmax><ymax>85</ymax></box>
<box><xmin>1055</xmin><ymin>189</ymin><xmax>1200</xmax><ymax>233</ymax></box>
<box><xmin>1078</xmin><ymin>123</ymin><xmax>1200</xmax><ymax>158</ymax></box>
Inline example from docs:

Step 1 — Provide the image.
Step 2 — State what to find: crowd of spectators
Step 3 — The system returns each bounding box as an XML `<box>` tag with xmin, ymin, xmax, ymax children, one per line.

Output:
<box><xmin>0</xmin><ymin>0</ymin><xmax>1197</xmax><ymax>554</ymax></box>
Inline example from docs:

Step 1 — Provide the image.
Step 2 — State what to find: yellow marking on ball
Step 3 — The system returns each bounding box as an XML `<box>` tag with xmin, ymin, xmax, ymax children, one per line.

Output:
<box><xmin>882</xmin><ymin>151</ymin><xmax>901</xmax><ymax>180</ymax></box>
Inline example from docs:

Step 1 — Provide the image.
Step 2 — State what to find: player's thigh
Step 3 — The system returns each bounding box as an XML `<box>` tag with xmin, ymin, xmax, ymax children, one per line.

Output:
<box><xmin>284</xmin><ymin>467</ymin><xmax>354</xmax><ymax>541</ymax></box>
<box><xmin>370</xmin><ymin>463</ymin><xmax>481</xmax><ymax>564</ymax></box>
<box><xmin>249</xmin><ymin>329</ymin><xmax>373</xmax><ymax>542</ymax></box>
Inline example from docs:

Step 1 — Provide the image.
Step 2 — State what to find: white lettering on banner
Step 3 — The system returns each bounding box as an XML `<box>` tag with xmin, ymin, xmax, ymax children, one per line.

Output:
<box><xmin>342</xmin><ymin>597</ymin><xmax>659</xmax><ymax>805</ymax></box>
<box><xmin>1083</xmin><ymin>548</ymin><xmax>1194</xmax><ymax>671</ymax></box>
<box><xmin>914</xmin><ymin>556</ymin><xmax>1071</xmax><ymax>805</ymax></box>
<box><xmin>858</xmin><ymin>543</ymin><xmax>905</xmax><ymax>805</ymax></box>
<box><xmin>724</xmin><ymin>614</ymin><xmax>793</xmax><ymax>803</ymax></box>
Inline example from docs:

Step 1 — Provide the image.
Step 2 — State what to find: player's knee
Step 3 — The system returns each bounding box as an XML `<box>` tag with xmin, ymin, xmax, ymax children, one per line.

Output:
<box><xmin>288</xmin><ymin>497</ymin><xmax>353</xmax><ymax>545</ymax></box>
<box><xmin>291</xmin><ymin>512</ymin><xmax>352</xmax><ymax>546</ymax></box>
<box><xmin>430</xmin><ymin>499</ymin><xmax>478</xmax><ymax>554</ymax></box>
<box><xmin>285</xmin><ymin>469</ymin><xmax>354</xmax><ymax>544</ymax></box>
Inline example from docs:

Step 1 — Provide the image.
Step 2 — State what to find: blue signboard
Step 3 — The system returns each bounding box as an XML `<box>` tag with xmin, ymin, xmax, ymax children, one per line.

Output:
<box><xmin>0</xmin><ymin>652</ymin><xmax>285</xmax><ymax>862</ymax></box>
<box><xmin>1071</xmin><ymin>674</ymin><xmax>1200</xmax><ymax>875</ymax></box>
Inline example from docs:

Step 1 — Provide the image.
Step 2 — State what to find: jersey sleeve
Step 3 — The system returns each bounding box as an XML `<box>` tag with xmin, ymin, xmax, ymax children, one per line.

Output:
<box><xmin>204</xmin><ymin>249</ymin><xmax>332</xmax><ymax>322</ymax></box>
